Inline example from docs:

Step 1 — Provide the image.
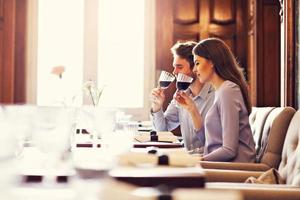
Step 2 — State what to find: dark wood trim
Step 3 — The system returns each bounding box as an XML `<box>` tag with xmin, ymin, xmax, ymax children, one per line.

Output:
<box><xmin>1</xmin><ymin>0</ymin><xmax>16</xmax><ymax>103</ymax></box>
<box><xmin>14</xmin><ymin>0</ymin><xmax>27</xmax><ymax>103</ymax></box>
<box><xmin>247</xmin><ymin>0</ymin><xmax>257</xmax><ymax>106</ymax></box>
<box><xmin>285</xmin><ymin>0</ymin><xmax>295</xmax><ymax>107</ymax></box>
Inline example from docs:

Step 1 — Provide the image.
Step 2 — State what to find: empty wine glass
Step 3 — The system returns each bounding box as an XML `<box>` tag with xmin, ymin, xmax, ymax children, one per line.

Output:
<box><xmin>176</xmin><ymin>73</ymin><xmax>193</xmax><ymax>91</ymax></box>
<box><xmin>158</xmin><ymin>70</ymin><xmax>175</xmax><ymax>89</ymax></box>
<box><xmin>31</xmin><ymin>106</ymin><xmax>74</xmax><ymax>178</ymax></box>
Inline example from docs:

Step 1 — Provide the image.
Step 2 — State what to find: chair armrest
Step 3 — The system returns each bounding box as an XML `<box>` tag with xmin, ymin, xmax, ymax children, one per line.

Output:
<box><xmin>200</xmin><ymin>161</ymin><xmax>270</xmax><ymax>171</ymax></box>
<box><xmin>206</xmin><ymin>182</ymin><xmax>300</xmax><ymax>200</ymax></box>
<box><xmin>204</xmin><ymin>169</ymin><xmax>263</xmax><ymax>182</ymax></box>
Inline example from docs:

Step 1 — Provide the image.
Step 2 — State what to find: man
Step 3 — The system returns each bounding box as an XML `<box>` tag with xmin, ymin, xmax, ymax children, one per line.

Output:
<box><xmin>150</xmin><ymin>41</ymin><xmax>214</xmax><ymax>152</ymax></box>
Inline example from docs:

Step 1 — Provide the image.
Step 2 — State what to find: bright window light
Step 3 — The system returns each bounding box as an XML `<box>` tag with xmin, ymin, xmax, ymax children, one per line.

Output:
<box><xmin>97</xmin><ymin>0</ymin><xmax>145</xmax><ymax>108</ymax></box>
<box><xmin>37</xmin><ymin>0</ymin><xmax>84</xmax><ymax>106</ymax></box>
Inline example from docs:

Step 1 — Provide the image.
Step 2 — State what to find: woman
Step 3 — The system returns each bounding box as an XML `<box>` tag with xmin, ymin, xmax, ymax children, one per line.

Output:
<box><xmin>175</xmin><ymin>38</ymin><xmax>255</xmax><ymax>162</ymax></box>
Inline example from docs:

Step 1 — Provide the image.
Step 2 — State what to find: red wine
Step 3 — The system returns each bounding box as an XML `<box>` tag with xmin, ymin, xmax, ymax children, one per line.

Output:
<box><xmin>176</xmin><ymin>81</ymin><xmax>190</xmax><ymax>90</ymax></box>
<box><xmin>159</xmin><ymin>81</ymin><xmax>172</xmax><ymax>88</ymax></box>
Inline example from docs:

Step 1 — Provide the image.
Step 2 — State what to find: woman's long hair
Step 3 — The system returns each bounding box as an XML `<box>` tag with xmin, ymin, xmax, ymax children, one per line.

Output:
<box><xmin>193</xmin><ymin>38</ymin><xmax>251</xmax><ymax>114</ymax></box>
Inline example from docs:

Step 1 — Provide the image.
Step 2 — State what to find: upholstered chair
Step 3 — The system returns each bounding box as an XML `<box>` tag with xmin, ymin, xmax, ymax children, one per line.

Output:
<box><xmin>204</xmin><ymin>109</ymin><xmax>300</xmax><ymax>200</ymax></box>
<box><xmin>200</xmin><ymin>107</ymin><xmax>295</xmax><ymax>171</ymax></box>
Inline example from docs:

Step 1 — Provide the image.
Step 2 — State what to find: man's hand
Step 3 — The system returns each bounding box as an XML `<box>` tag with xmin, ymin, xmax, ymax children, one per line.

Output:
<box><xmin>150</xmin><ymin>88</ymin><xmax>165</xmax><ymax>113</ymax></box>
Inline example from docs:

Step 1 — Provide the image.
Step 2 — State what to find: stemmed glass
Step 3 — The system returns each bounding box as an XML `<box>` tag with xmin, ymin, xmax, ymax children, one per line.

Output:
<box><xmin>176</xmin><ymin>73</ymin><xmax>193</xmax><ymax>91</ymax></box>
<box><xmin>0</xmin><ymin>106</ymin><xmax>18</xmax><ymax>198</ymax></box>
<box><xmin>175</xmin><ymin>73</ymin><xmax>193</xmax><ymax>107</ymax></box>
<box><xmin>31</xmin><ymin>106</ymin><xmax>74</xmax><ymax>180</ymax></box>
<box><xmin>158</xmin><ymin>70</ymin><xmax>175</xmax><ymax>89</ymax></box>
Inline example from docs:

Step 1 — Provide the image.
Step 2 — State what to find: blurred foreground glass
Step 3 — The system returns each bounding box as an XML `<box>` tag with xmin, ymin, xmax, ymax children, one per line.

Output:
<box><xmin>0</xmin><ymin>106</ymin><xmax>18</xmax><ymax>198</ymax></box>
<box><xmin>31</xmin><ymin>106</ymin><xmax>75</xmax><ymax>175</ymax></box>
<box><xmin>3</xmin><ymin>105</ymin><xmax>35</xmax><ymax>156</ymax></box>
<box><xmin>75</xmin><ymin>107</ymin><xmax>134</xmax><ymax>168</ymax></box>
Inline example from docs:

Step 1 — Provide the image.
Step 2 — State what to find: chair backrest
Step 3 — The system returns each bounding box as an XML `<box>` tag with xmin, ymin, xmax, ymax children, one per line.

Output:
<box><xmin>278</xmin><ymin>110</ymin><xmax>300</xmax><ymax>186</ymax></box>
<box><xmin>249</xmin><ymin>107</ymin><xmax>275</xmax><ymax>153</ymax></box>
<box><xmin>258</xmin><ymin>107</ymin><xmax>295</xmax><ymax>168</ymax></box>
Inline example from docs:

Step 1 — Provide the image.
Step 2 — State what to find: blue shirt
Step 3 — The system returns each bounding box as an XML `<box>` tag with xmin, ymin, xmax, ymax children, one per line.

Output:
<box><xmin>199</xmin><ymin>80</ymin><xmax>256</xmax><ymax>162</ymax></box>
<box><xmin>151</xmin><ymin>83</ymin><xmax>215</xmax><ymax>151</ymax></box>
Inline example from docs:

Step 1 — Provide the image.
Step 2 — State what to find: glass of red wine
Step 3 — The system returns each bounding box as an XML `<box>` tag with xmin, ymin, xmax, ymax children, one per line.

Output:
<box><xmin>176</xmin><ymin>73</ymin><xmax>193</xmax><ymax>91</ymax></box>
<box><xmin>175</xmin><ymin>73</ymin><xmax>193</xmax><ymax>107</ymax></box>
<box><xmin>158</xmin><ymin>70</ymin><xmax>175</xmax><ymax>89</ymax></box>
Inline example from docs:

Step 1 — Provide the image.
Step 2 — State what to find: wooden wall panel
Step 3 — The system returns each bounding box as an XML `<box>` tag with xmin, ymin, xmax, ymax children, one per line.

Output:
<box><xmin>256</xmin><ymin>0</ymin><xmax>280</xmax><ymax>106</ymax></box>
<box><xmin>211</xmin><ymin>0</ymin><xmax>235</xmax><ymax>24</ymax></box>
<box><xmin>174</xmin><ymin>0</ymin><xmax>199</xmax><ymax>24</ymax></box>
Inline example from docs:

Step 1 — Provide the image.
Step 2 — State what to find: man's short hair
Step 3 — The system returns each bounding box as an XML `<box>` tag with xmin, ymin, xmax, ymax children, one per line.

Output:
<box><xmin>170</xmin><ymin>41</ymin><xmax>197</xmax><ymax>69</ymax></box>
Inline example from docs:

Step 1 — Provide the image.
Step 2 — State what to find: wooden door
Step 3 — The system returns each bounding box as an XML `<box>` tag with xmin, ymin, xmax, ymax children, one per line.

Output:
<box><xmin>156</xmin><ymin>0</ymin><xmax>248</xmax><ymax>109</ymax></box>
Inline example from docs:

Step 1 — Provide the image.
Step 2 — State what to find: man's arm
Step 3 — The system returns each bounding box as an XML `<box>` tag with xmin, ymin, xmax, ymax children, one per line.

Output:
<box><xmin>151</xmin><ymin>100</ymin><xmax>180</xmax><ymax>131</ymax></box>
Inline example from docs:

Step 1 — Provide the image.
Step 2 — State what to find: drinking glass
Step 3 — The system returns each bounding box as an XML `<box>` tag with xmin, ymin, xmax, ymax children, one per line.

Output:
<box><xmin>150</xmin><ymin>70</ymin><xmax>175</xmax><ymax>103</ymax></box>
<box><xmin>0</xmin><ymin>106</ymin><xmax>18</xmax><ymax>198</ymax></box>
<box><xmin>158</xmin><ymin>70</ymin><xmax>175</xmax><ymax>89</ymax></box>
<box><xmin>174</xmin><ymin>73</ymin><xmax>193</xmax><ymax>107</ymax></box>
<box><xmin>3</xmin><ymin>105</ymin><xmax>35</xmax><ymax>157</ymax></box>
<box><xmin>31</xmin><ymin>106</ymin><xmax>74</xmax><ymax>176</ymax></box>
<box><xmin>176</xmin><ymin>73</ymin><xmax>193</xmax><ymax>91</ymax></box>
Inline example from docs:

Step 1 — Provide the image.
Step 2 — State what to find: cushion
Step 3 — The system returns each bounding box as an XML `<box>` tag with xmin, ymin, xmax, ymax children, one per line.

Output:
<box><xmin>245</xmin><ymin>168</ymin><xmax>285</xmax><ymax>184</ymax></box>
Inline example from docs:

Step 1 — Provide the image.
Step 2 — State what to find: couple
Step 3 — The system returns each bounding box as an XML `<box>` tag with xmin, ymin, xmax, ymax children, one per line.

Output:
<box><xmin>150</xmin><ymin>38</ymin><xmax>256</xmax><ymax>163</ymax></box>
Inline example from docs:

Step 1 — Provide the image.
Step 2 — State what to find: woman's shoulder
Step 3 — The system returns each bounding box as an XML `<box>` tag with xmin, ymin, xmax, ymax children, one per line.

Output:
<box><xmin>218</xmin><ymin>80</ymin><xmax>240</xmax><ymax>95</ymax></box>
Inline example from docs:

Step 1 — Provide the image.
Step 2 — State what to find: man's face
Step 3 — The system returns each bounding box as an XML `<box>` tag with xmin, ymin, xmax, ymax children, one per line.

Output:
<box><xmin>172</xmin><ymin>55</ymin><xmax>197</xmax><ymax>82</ymax></box>
<box><xmin>172</xmin><ymin>55</ymin><xmax>193</xmax><ymax>77</ymax></box>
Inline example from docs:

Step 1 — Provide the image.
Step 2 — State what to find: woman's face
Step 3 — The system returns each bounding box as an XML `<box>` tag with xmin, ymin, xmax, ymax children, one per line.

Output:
<box><xmin>193</xmin><ymin>55</ymin><xmax>214</xmax><ymax>83</ymax></box>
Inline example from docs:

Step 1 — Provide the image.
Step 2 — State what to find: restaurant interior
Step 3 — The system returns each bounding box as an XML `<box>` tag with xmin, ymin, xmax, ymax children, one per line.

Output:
<box><xmin>0</xmin><ymin>0</ymin><xmax>300</xmax><ymax>200</ymax></box>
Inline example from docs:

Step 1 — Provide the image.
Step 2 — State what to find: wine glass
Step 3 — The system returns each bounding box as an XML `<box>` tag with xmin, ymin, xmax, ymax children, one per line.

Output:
<box><xmin>0</xmin><ymin>106</ymin><xmax>18</xmax><ymax>198</ymax></box>
<box><xmin>158</xmin><ymin>70</ymin><xmax>175</xmax><ymax>89</ymax></box>
<box><xmin>176</xmin><ymin>73</ymin><xmax>193</xmax><ymax>91</ymax></box>
<box><xmin>150</xmin><ymin>70</ymin><xmax>175</xmax><ymax>103</ymax></box>
<box><xmin>31</xmin><ymin>106</ymin><xmax>74</xmax><ymax>178</ymax></box>
<box><xmin>174</xmin><ymin>73</ymin><xmax>193</xmax><ymax>107</ymax></box>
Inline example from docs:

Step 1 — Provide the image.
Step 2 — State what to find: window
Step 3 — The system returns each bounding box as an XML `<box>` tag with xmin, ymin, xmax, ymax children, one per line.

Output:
<box><xmin>31</xmin><ymin>0</ymin><xmax>155</xmax><ymax>120</ymax></box>
<box><xmin>98</xmin><ymin>0</ymin><xmax>144</xmax><ymax>108</ymax></box>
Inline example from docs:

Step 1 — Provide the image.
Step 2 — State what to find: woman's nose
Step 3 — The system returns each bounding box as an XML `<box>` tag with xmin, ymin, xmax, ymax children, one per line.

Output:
<box><xmin>192</xmin><ymin>65</ymin><xmax>197</xmax><ymax>73</ymax></box>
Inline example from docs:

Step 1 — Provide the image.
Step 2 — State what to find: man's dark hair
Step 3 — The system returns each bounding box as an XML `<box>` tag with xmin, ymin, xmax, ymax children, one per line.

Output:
<box><xmin>170</xmin><ymin>41</ymin><xmax>197</xmax><ymax>69</ymax></box>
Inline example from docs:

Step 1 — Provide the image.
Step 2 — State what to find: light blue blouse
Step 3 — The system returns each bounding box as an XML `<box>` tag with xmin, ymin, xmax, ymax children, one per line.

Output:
<box><xmin>199</xmin><ymin>80</ymin><xmax>256</xmax><ymax>162</ymax></box>
<box><xmin>151</xmin><ymin>83</ymin><xmax>215</xmax><ymax>151</ymax></box>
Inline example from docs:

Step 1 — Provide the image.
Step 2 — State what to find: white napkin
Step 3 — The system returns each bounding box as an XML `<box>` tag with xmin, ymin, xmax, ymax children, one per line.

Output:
<box><xmin>135</xmin><ymin>131</ymin><xmax>178</xmax><ymax>143</ymax></box>
<box><xmin>117</xmin><ymin>151</ymin><xmax>199</xmax><ymax>167</ymax></box>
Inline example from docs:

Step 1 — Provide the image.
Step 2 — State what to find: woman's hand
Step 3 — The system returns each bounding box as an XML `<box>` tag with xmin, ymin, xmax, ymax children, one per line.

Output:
<box><xmin>174</xmin><ymin>91</ymin><xmax>197</xmax><ymax>113</ymax></box>
<box><xmin>175</xmin><ymin>91</ymin><xmax>204</xmax><ymax>130</ymax></box>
